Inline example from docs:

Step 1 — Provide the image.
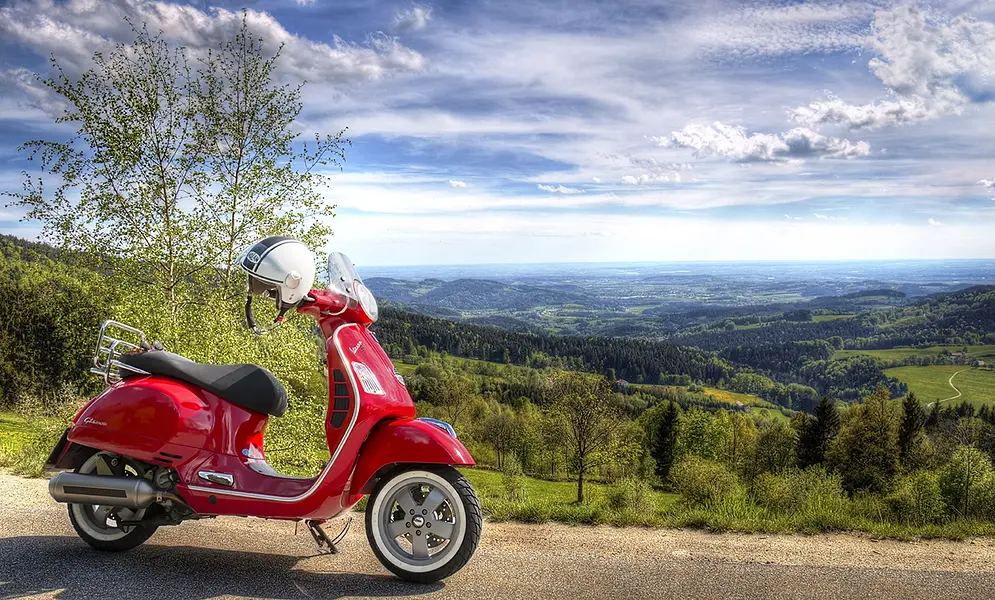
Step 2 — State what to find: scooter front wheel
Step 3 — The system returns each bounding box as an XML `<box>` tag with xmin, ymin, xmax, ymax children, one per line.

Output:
<box><xmin>366</xmin><ymin>466</ymin><xmax>482</xmax><ymax>583</ymax></box>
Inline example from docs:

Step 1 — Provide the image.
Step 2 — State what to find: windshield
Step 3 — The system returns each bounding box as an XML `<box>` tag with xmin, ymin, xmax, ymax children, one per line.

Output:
<box><xmin>327</xmin><ymin>252</ymin><xmax>364</xmax><ymax>300</ymax></box>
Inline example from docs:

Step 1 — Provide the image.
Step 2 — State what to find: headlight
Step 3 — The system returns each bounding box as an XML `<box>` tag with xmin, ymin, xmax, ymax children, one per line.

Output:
<box><xmin>354</xmin><ymin>281</ymin><xmax>379</xmax><ymax>322</ymax></box>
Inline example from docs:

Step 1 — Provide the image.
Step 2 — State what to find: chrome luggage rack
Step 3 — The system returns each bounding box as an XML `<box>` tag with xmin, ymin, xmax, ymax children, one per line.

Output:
<box><xmin>91</xmin><ymin>320</ymin><xmax>153</xmax><ymax>385</ymax></box>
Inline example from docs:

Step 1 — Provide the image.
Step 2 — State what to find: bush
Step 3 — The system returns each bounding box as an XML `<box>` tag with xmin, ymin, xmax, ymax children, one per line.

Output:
<box><xmin>670</xmin><ymin>456</ymin><xmax>741</xmax><ymax>507</ymax></box>
<box><xmin>938</xmin><ymin>445</ymin><xmax>994</xmax><ymax>518</ymax></box>
<box><xmin>752</xmin><ymin>472</ymin><xmax>793</xmax><ymax>511</ymax></box>
<box><xmin>501</xmin><ymin>454</ymin><xmax>527</xmax><ymax>503</ymax></box>
<box><xmin>886</xmin><ymin>471</ymin><xmax>946</xmax><ymax>526</ymax></box>
<box><xmin>605</xmin><ymin>477</ymin><xmax>652</xmax><ymax>512</ymax></box>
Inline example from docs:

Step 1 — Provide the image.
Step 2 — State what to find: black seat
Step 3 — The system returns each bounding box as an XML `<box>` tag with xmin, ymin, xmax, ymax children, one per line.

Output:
<box><xmin>119</xmin><ymin>351</ymin><xmax>288</xmax><ymax>417</ymax></box>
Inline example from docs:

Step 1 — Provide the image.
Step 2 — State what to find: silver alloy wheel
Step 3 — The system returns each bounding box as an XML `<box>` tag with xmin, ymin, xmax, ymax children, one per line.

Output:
<box><xmin>68</xmin><ymin>453</ymin><xmax>147</xmax><ymax>542</ymax></box>
<box><xmin>370</xmin><ymin>470</ymin><xmax>467</xmax><ymax>574</ymax></box>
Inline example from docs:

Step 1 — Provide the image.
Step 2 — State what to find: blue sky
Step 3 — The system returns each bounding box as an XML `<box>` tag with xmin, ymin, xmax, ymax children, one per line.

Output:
<box><xmin>1</xmin><ymin>0</ymin><xmax>995</xmax><ymax>266</ymax></box>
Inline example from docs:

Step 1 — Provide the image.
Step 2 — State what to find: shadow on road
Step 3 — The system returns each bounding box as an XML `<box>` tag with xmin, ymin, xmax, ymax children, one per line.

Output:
<box><xmin>0</xmin><ymin>536</ymin><xmax>441</xmax><ymax>599</ymax></box>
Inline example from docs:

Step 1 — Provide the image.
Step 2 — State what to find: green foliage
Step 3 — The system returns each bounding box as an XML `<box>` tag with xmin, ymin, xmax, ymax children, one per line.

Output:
<box><xmin>0</xmin><ymin>248</ymin><xmax>104</xmax><ymax>407</ymax></box>
<box><xmin>751</xmin><ymin>419</ymin><xmax>797</xmax><ymax>476</ymax></box>
<box><xmin>651</xmin><ymin>400</ymin><xmax>679</xmax><ymax>483</ymax></box>
<box><xmin>830</xmin><ymin>386</ymin><xmax>900</xmax><ymax>494</ymax></box>
<box><xmin>670</xmin><ymin>456</ymin><xmax>742</xmax><ymax>508</ymax></box>
<box><xmin>796</xmin><ymin>396</ymin><xmax>840</xmax><ymax>468</ymax></box>
<box><xmin>605</xmin><ymin>477</ymin><xmax>653</xmax><ymax>512</ymax></box>
<box><xmin>7</xmin><ymin>17</ymin><xmax>346</xmax><ymax>307</ymax></box>
<box><xmin>675</xmin><ymin>407</ymin><xmax>730</xmax><ymax>462</ymax></box>
<box><xmin>938</xmin><ymin>445</ymin><xmax>994</xmax><ymax>519</ymax></box>
<box><xmin>886</xmin><ymin>471</ymin><xmax>946</xmax><ymax>526</ymax></box>
<box><xmin>501</xmin><ymin>454</ymin><xmax>527</xmax><ymax>503</ymax></box>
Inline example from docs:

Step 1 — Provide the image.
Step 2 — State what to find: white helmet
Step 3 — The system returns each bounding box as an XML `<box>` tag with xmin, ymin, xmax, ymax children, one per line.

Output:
<box><xmin>237</xmin><ymin>236</ymin><xmax>316</xmax><ymax>307</ymax></box>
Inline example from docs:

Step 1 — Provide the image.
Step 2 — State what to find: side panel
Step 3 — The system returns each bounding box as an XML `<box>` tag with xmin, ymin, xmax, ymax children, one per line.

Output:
<box><xmin>68</xmin><ymin>375</ymin><xmax>269</xmax><ymax>472</ymax></box>
<box><xmin>349</xmin><ymin>418</ymin><xmax>475</xmax><ymax>498</ymax></box>
<box><xmin>176</xmin><ymin>323</ymin><xmax>418</xmax><ymax>519</ymax></box>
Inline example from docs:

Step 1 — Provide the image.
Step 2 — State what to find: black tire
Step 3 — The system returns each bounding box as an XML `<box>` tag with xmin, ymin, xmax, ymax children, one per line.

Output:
<box><xmin>66</xmin><ymin>455</ymin><xmax>159</xmax><ymax>552</ymax></box>
<box><xmin>365</xmin><ymin>465</ymin><xmax>482</xmax><ymax>584</ymax></box>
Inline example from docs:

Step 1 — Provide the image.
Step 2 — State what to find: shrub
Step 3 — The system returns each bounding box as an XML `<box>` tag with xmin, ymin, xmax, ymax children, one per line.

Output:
<box><xmin>605</xmin><ymin>477</ymin><xmax>652</xmax><ymax>512</ymax></box>
<box><xmin>752</xmin><ymin>472</ymin><xmax>793</xmax><ymax>511</ymax></box>
<box><xmin>670</xmin><ymin>456</ymin><xmax>741</xmax><ymax>507</ymax></box>
<box><xmin>886</xmin><ymin>471</ymin><xmax>946</xmax><ymax>526</ymax></box>
<box><xmin>501</xmin><ymin>454</ymin><xmax>527</xmax><ymax>503</ymax></box>
<box><xmin>938</xmin><ymin>445</ymin><xmax>994</xmax><ymax>519</ymax></box>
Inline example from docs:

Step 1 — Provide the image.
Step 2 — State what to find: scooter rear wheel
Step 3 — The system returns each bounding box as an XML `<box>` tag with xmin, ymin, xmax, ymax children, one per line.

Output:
<box><xmin>366</xmin><ymin>466</ymin><xmax>482</xmax><ymax>583</ymax></box>
<box><xmin>67</xmin><ymin>452</ymin><xmax>159</xmax><ymax>552</ymax></box>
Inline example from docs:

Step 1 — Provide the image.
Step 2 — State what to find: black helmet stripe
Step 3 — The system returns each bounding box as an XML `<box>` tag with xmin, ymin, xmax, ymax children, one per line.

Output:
<box><xmin>240</xmin><ymin>235</ymin><xmax>294</xmax><ymax>280</ymax></box>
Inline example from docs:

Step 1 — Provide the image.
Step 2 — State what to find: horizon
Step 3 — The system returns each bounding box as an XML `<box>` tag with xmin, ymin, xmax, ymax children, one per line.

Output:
<box><xmin>2</xmin><ymin>1</ymin><xmax>995</xmax><ymax>264</ymax></box>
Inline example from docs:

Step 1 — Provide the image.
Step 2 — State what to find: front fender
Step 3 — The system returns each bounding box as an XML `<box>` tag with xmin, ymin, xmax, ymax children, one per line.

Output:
<box><xmin>350</xmin><ymin>418</ymin><xmax>475</xmax><ymax>495</ymax></box>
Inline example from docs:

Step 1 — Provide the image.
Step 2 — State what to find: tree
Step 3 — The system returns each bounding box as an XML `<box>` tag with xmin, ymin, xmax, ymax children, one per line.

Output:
<box><xmin>675</xmin><ymin>407</ymin><xmax>730</xmax><ymax>462</ymax></box>
<box><xmin>550</xmin><ymin>373</ymin><xmax>621</xmax><ymax>503</ymax></box>
<box><xmin>196</xmin><ymin>16</ymin><xmax>347</xmax><ymax>290</ymax></box>
<box><xmin>938</xmin><ymin>445</ymin><xmax>993</xmax><ymax>518</ymax></box>
<box><xmin>539</xmin><ymin>409</ymin><xmax>570</xmax><ymax>477</ymax></box>
<box><xmin>898</xmin><ymin>392</ymin><xmax>926</xmax><ymax>466</ymax></box>
<box><xmin>830</xmin><ymin>386</ymin><xmax>900</xmax><ymax>494</ymax></box>
<box><xmin>8</xmin><ymin>17</ymin><xmax>347</xmax><ymax>311</ymax></box>
<box><xmin>483</xmin><ymin>408</ymin><xmax>518</xmax><ymax>471</ymax></box>
<box><xmin>9</xmin><ymin>24</ymin><xmax>209</xmax><ymax>311</ymax></box>
<box><xmin>752</xmin><ymin>419</ymin><xmax>796</xmax><ymax>477</ymax></box>
<box><xmin>797</xmin><ymin>396</ymin><xmax>841</xmax><ymax>468</ymax></box>
<box><xmin>652</xmin><ymin>401</ymin><xmax>679</xmax><ymax>483</ymax></box>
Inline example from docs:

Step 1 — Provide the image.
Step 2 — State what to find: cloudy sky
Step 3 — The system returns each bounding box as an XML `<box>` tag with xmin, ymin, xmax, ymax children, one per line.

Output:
<box><xmin>1</xmin><ymin>0</ymin><xmax>995</xmax><ymax>266</ymax></box>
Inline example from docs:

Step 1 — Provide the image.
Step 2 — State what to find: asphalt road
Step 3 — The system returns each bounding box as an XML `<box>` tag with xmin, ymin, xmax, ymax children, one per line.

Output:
<box><xmin>2</xmin><ymin>474</ymin><xmax>994</xmax><ymax>599</ymax></box>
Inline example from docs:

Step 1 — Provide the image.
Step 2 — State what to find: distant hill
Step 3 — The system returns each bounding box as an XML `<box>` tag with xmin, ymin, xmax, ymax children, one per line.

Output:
<box><xmin>365</xmin><ymin>277</ymin><xmax>610</xmax><ymax>311</ymax></box>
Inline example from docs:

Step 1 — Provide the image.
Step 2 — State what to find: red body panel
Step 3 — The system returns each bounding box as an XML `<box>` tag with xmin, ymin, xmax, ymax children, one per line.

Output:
<box><xmin>348</xmin><ymin>419</ymin><xmax>474</xmax><ymax>500</ymax></box>
<box><xmin>67</xmin><ymin>288</ymin><xmax>474</xmax><ymax>520</ymax></box>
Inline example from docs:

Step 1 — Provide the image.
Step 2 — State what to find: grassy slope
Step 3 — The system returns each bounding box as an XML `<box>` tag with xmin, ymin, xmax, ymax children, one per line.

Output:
<box><xmin>883</xmin><ymin>365</ymin><xmax>995</xmax><ymax>407</ymax></box>
<box><xmin>835</xmin><ymin>344</ymin><xmax>995</xmax><ymax>361</ymax></box>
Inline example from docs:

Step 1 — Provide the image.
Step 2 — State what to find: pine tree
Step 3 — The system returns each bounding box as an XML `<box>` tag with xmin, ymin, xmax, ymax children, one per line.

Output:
<box><xmin>797</xmin><ymin>396</ymin><xmax>840</xmax><ymax>468</ymax></box>
<box><xmin>898</xmin><ymin>392</ymin><xmax>926</xmax><ymax>464</ymax></box>
<box><xmin>652</xmin><ymin>401</ymin><xmax>679</xmax><ymax>483</ymax></box>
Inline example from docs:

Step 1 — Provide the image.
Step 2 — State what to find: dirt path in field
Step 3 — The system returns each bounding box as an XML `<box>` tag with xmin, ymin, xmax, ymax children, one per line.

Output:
<box><xmin>928</xmin><ymin>368</ymin><xmax>968</xmax><ymax>407</ymax></box>
<box><xmin>2</xmin><ymin>473</ymin><xmax>995</xmax><ymax>599</ymax></box>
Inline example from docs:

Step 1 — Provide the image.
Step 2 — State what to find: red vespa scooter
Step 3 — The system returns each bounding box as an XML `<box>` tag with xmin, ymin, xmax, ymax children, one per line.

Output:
<box><xmin>45</xmin><ymin>244</ymin><xmax>482</xmax><ymax>583</ymax></box>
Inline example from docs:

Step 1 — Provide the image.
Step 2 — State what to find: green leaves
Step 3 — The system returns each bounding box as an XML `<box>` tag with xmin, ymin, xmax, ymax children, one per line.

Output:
<box><xmin>6</xmin><ymin>12</ymin><xmax>348</xmax><ymax>313</ymax></box>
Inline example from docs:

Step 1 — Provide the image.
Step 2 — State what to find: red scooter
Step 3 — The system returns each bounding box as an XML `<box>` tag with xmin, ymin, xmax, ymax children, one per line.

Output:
<box><xmin>45</xmin><ymin>249</ymin><xmax>482</xmax><ymax>583</ymax></box>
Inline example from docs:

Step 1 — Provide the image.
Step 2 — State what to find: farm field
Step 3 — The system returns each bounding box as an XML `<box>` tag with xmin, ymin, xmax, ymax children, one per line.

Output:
<box><xmin>883</xmin><ymin>365</ymin><xmax>995</xmax><ymax>407</ymax></box>
<box><xmin>835</xmin><ymin>344</ymin><xmax>995</xmax><ymax>362</ymax></box>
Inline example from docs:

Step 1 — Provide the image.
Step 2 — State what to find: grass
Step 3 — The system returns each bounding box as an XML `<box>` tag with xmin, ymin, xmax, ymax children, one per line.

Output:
<box><xmin>5</xmin><ymin>409</ymin><xmax>995</xmax><ymax>540</ymax></box>
<box><xmin>883</xmin><ymin>365</ymin><xmax>995</xmax><ymax>407</ymax></box>
<box><xmin>0</xmin><ymin>410</ymin><xmax>66</xmax><ymax>477</ymax></box>
<box><xmin>835</xmin><ymin>344</ymin><xmax>995</xmax><ymax>362</ymax></box>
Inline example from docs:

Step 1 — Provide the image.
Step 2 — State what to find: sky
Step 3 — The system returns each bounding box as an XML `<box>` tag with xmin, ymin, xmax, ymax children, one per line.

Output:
<box><xmin>1</xmin><ymin>0</ymin><xmax>995</xmax><ymax>266</ymax></box>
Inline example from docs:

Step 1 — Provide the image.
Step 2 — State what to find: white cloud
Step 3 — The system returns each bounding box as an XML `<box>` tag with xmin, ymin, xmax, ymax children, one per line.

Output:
<box><xmin>980</xmin><ymin>179</ymin><xmax>995</xmax><ymax>199</ymax></box>
<box><xmin>658</xmin><ymin>122</ymin><xmax>869</xmax><ymax>162</ymax></box>
<box><xmin>783</xmin><ymin>214</ymin><xmax>802</xmax><ymax>221</ymax></box>
<box><xmin>296</xmin><ymin>0</ymin><xmax>315</xmax><ymax>6</ymax></box>
<box><xmin>448</xmin><ymin>179</ymin><xmax>467</xmax><ymax>188</ymax></box>
<box><xmin>621</xmin><ymin>172</ymin><xmax>681</xmax><ymax>185</ymax></box>
<box><xmin>792</xmin><ymin>4</ymin><xmax>995</xmax><ymax>130</ymax></box>
<box><xmin>537</xmin><ymin>184</ymin><xmax>585</xmax><ymax>194</ymax></box>
<box><xmin>0</xmin><ymin>0</ymin><xmax>425</xmax><ymax>88</ymax></box>
<box><xmin>392</xmin><ymin>5</ymin><xmax>432</xmax><ymax>32</ymax></box>
<box><xmin>928</xmin><ymin>218</ymin><xmax>943</xmax><ymax>226</ymax></box>
<box><xmin>591</xmin><ymin>177</ymin><xmax>601</xmax><ymax>183</ymax></box>
<box><xmin>690</xmin><ymin>2</ymin><xmax>871</xmax><ymax>59</ymax></box>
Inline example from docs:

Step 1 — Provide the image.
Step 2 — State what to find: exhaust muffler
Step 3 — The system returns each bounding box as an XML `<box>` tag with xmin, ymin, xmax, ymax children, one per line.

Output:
<box><xmin>49</xmin><ymin>472</ymin><xmax>160</xmax><ymax>509</ymax></box>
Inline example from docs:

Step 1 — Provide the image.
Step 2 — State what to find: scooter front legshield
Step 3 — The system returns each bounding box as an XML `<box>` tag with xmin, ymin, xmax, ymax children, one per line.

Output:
<box><xmin>350</xmin><ymin>418</ymin><xmax>475</xmax><ymax>496</ymax></box>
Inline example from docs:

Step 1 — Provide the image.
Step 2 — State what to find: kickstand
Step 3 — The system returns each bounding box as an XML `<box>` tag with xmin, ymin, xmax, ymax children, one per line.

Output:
<box><xmin>305</xmin><ymin>518</ymin><xmax>351</xmax><ymax>555</ymax></box>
